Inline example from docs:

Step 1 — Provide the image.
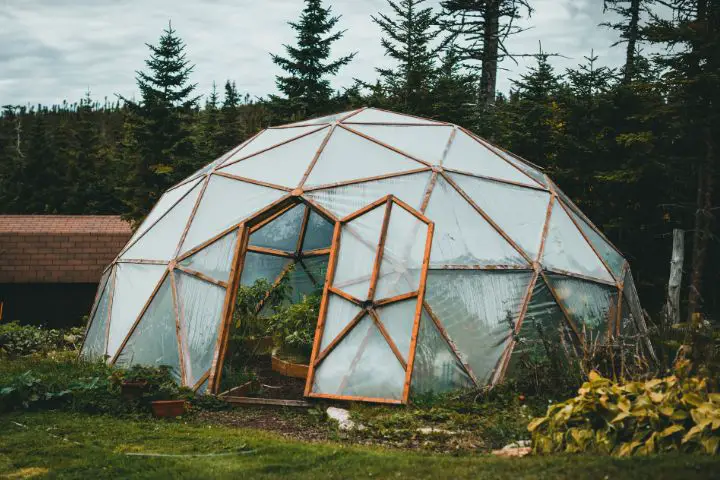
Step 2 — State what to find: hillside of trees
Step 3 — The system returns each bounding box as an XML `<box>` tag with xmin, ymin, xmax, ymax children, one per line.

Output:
<box><xmin>1</xmin><ymin>0</ymin><xmax>718</xmax><ymax>320</ymax></box>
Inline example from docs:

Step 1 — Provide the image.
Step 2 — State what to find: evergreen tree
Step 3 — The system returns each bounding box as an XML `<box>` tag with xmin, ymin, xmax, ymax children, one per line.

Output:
<box><xmin>372</xmin><ymin>0</ymin><xmax>441</xmax><ymax>115</ymax></box>
<box><xmin>218</xmin><ymin>80</ymin><xmax>245</xmax><ymax>152</ymax></box>
<box><xmin>602</xmin><ymin>0</ymin><xmax>654</xmax><ymax>84</ymax></box>
<box><xmin>197</xmin><ymin>82</ymin><xmax>224</xmax><ymax>161</ymax></box>
<box><xmin>430</xmin><ymin>44</ymin><xmax>479</xmax><ymax>125</ymax></box>
<box><xmin>271</xmin><ymin>0</ymin><xmax>356</xmax><ymax>118</ymax></box>
<box><xmin>119</xmin><ymin>22</ymin><xmax>200</xmax><ymax>223</ymax></box>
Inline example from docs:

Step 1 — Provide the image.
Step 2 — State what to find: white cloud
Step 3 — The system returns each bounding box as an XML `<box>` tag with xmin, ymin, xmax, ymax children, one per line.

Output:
<box><xmin>0</xmin><ymin>0</ymin><xmax>634</xmax><ymax>106</ymax></box>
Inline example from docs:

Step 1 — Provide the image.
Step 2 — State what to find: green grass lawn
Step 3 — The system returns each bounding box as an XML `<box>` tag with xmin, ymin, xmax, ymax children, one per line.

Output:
<box><xmin>1</xmin><ymin>411</ymin><xmax>718</xmax><ymax>479</ymax></box>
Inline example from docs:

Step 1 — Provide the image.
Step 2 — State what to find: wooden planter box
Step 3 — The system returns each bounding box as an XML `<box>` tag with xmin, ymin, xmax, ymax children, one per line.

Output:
<box><xmin>151</xmin><ymin>400</ymin><xmax>187</xmax><ymax>418</ymax></box>
<box><xmin>271</xmin><ymin>354</ymin><xmax>309</xmax><ymax>379</ymax></box>
<box><xmin>120</xmin><ymin>381</ymin><xmax>148</xmax><ymax>400</ymax></box>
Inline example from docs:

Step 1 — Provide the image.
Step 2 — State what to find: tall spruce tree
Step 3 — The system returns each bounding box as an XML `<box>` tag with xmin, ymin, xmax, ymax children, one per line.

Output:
<box><xmin>119</xmin><ymin>22</ymin><xmax>200</xmax><ymax>223</ymax></box>
<box><xmin>602</xmin><ymin>0</ymin><xmax>654</xmax><ymax>84</ymax></box>
<box><xmin>431</xmin><ymin>44</ymin><xmax>479</xmax><ymax>125</ymax></box>
<box><xmin>440</xmin><ymin>0</ymin><xmax>533</xmax><ymax>105</ymax></box>
<box><xmin>198</xmin><ymin>82</ymin><xmax>224</xmax><ymax>161</ymax></box>
<box><xmin>218</xmin><ymin>80</ymin><xmax>245</xmax><ymax>152</ymax></box>
<box><xmin>372</xmin><ymin>0</ymin><xmax>441</xmax><ymax>115</ymax></box>
<box><xmin>271</xmin><ymin>0</ymin><xmax>356</xmax><ymax>118</ymax></box>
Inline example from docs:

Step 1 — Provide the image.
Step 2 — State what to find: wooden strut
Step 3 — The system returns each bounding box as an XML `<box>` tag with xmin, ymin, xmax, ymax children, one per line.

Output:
<box><xmin>306</xmin><ymin>392</ymin><xmax>403</xmax><ymax>405</ymax></box>
<box><xmin>219</xmin><ymin>125</ymin><xmax>329</xmax><ymax>171</ymax></box>
<box><xmin>77</xmin><ymin>269</ymin><xmax>113</xmax><ymax>358</ymax></box>
<box><xmin>246</xmin><ymin>245</ymin><xmax>295</xmax><ymax>258</ymax></box>
<box><xmin>544</xmin><ymin>267</ymin><xmax>617</xmax><ymax>288</ymax></box>
<box><xmin>270</xmin><ymin>107</ymin><xmax>366</xmax><ymax>130</ymax></box>
<box><xmin>170</xmin><ymin>269</ymin><xmax>188</xmax><ymax>386</ymax></box>
<box><xmin>249</xmin><ymin>202</ymin><xmax>298</xmax><ymax>234</ymax></box>
<box><xmin>340</xmin><ymin>124</ymin><xmax>440</xmax><ymax>168</ymax></box>
<box><xmin>420</xmin><ymin>171</ymin><xmax>438</xmax><ymax>213</ymax></box>
<box><xmin>615</xmin><ymin>286</ymin><xmax>624</xmax><ymax>339</ymax></box>
<box><xmin>367</xmin><ymin>199</ymin><xmax>393</xmax><ymax>300</ymax></box>
<box><xmin>193</xmin><ymin>370</ymin><xmax>210</xmax><ymax>391</ymax></box>
<box><xmin>297</xmin><ymin>124</ymin><xmax>336</xmax><ymax>189</ymax></box>
<box><xmin>327</xmin><ymin>286</ymin><xmax>363</xmax><ymax>305</ymax></box>
<box><xmin>340</xmin><ymin>196</ymin><xmax>391</xmax><ymax>224</ymax></box>
<box><xmin>102</xmin><ymin>266</ymin><xmax>119</xmax><ymax>358</ymax></box>
<box><xmin>209</xmin><ymin>225</ymin><xmax>249</xmax><ymax>393</ymax></box>
<box><xmin>348</xmin><ymin>106</ymin><xmax>452</xmax><ymax>126</ymax></box>
<box><xmin>423</xmin><ymin>300</ymin><xmax>480</xmax><ymax>386</ymax></box>
<box><xmin>302</xmin><ymin>167</ymin><xmax>432</xmax><ymax>193</ymax></box>
<box><xmin>369</xmin><ymin>309</ymin><xmax>407</xmax><ymax>370</ymax></box>
<box><xmin>172</xmin><ymin>175</ymin><xmax>212</xmax><ymax>260</ymax></box>
<box><xmin>439</xmin><ymin>127</ymin><xmax>457</xmax><ymax>168</ymax></box>
<box><xmin>441</xmin><ymin>171</ymin><xmax>534</xmax><ymax>266</ymax></box>
<box><xmin>213</xmin><ymin>171</ymin><xmax>292</xmax><ymax>192</ymax></box>
<box><xmin>442</xmin><ymin>167</ymin><xmax>550</xmax><ymax>193</ymax></box>
<box><xmin>296</xmin><ymin>205</ymin><xmax>312</xmax><ymax>254</ymax></box>
<box><xmin>539</xmin><ymin>270</ymin><xmax>585</xmax><ymax>344</ymax></box>
<box><xmin>375</xmin><ymin>291</ymin><xmax>419</xmax><ymax>306</ymax></box>
<box><xmin>174</xmin><ymin>265</ymin><xmax>228</xmax><ymax>289</ymax></box>
<box><xmin>313</xmin><ymin>308</ymin><xmax>367</xmax><ymax>366</ymax></box>
<box><xmin>428</xmin><ymin>264</ymin><xmax>533</xmax><ymax>271</ymax></box>
<box><xmin>109</xmin><ymin>269</ymin><xmax>170</xmax><ymax>365</ymax></box>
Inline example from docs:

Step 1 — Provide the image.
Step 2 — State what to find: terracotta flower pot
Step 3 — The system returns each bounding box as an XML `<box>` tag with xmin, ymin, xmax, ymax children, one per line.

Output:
<box><xmin>151</xmin><ymin>400</ymin><xmax>187</xmax><ymax>418</ymax></box>
<box><xmin>120</xmin><ymin>381</ymin><xmax>148</xmax><ymax>400</ymax></box>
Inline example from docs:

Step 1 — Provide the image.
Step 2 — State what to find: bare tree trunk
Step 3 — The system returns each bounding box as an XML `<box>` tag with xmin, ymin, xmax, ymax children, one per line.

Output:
<box><xmin>480</xmin><ymin>0</ymin><xmax>500</xmax><ymax>106</ymax></box>
<box><xmin>623</xmin><ymin>0</ymin><xmax>641</xmax><ymax>84</ymax></box>
<box><xmin>666</xmin><ymin>229</ymin><xmax>685</xmax><ymax>325</ymax></box>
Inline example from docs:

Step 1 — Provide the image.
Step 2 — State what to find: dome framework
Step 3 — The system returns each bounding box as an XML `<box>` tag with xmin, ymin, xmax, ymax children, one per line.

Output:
<box><xmin>81</xmin><ymin>107</ymin><xmax>650</xmax><ymax>404</ymax></box>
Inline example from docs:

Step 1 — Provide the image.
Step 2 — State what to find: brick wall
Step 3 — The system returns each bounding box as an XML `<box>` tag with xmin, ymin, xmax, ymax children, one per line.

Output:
<box><xmin>0</xmin><ymin>216</ymin><xmax>132</xmax><ymax>283</ymax></box>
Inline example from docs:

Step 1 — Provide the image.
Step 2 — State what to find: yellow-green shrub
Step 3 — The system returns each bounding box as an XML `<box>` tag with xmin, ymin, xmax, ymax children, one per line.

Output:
<box><xmin>528</xmin><ymin>364</ymin><xmax>720</xmax><ymax>456</ymax></box>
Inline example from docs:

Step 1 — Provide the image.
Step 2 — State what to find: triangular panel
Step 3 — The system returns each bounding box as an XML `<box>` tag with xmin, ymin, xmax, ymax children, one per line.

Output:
<box><xmin>218</xmin><ymin>128</ymin><xmax>329</xmax><ymax>187</ymax></box>
<box><xmin>375</xmin><ymin>299</ymin><xmax>417</xmax><ymax>361</ymax></box>
<box><xmin>332</xmin><ymin>205</ymin><xmax>386</xmax><ymax>299</ymax></box>
<box><xmin>425</xmin><ymin>177</ymin><xmax>528</xmax><ymax>267</ymax></box>
<box><xmin>114</xmin><ymin>276</ymin><xmax>181</xmax><ymax>381</ymax></box>
<box><xmin>424</xmin><ymin>270</ymin><xmax>533</xmax><ymax>384</ymax></box>
<box><xmin>449</xmin><ymin>173</ymin><xmax>551</xmax><ymax>260</ymax></box>
<box><xmin>319</xmin><ymin>293</ymin><xmax>364</xmax><ymax>352</ymax></box>
<box><xmin>443</xmin><ymin>130</ymin><xmax>539</xmax><ymax>187</ymax></box>
<box><xmin>483</xmin><ymin>142</ymin><xmax>548</xmax><ymax>187</ymax></box>
<box><xmin>239</xmin><ymin>252</ymin><xmax>292</xmax><ymax>287</ymax></box>
<box><xmin>564</xmin><ymin>204</ymin><xmax>626</xmax><ymax>280</ymax></box>
<box><xmin>305</xmin><ymin>171</ymin><xmax>431</xmax><ymax>219</ymax></box>
<box><xmin>121</xmin><ymin>181</ymin><xmax>203</xmax><ymax>261</ymax></box>
<box><xmin>181</xmin><ymin>175</ymin><xmax>286</xmax><ymax>254</ymax></box>
<box><xmin>346</xmin><ymin>124</ymin><xmax>453</xmax><ymax>165</ymax></box>
<box><xmin>304</xmin><ymin>127</ymin><xmax>426</xmax><ymax>187</ymax></box>
<box><xmin>128</xmin><ymin>177</ymin><xmax>202</xmax><ymax>247</ymax></box>
<box><xmin>220</xmin><ymin>125</ymin><xmax>326</xmax><ymax>166</ymax></box>
<box><xmin>249</xmin><ymin>204</ymin><xmax>305</xmax><ymax>252</ymax></box>
<box><xmin>312</xmin><ymin>315</ymin><xmax>406</xmax><ymax>400</ymax></box>
<box><xmin>287</xmin><ymin>255</ymin><xmax>328</xmax><ymax>302</ymax></box>
<box><xmin>107</xmin><ymin>263</ymin><xmax>167</xmax><ymax>359</ymax></box>
<box><xmin>286</xmin><ymin>110</ymin><xmax>361</xmax><ymax>126</ymax></box>
<box><xmin>345</xmin><ymin>108</ymin><xmax>444</xmax><ymax>125</ymax></box>
<box><xmin>179</xmin><ymin>230</ymin><xmax>238</xmax><ymax>283</ymax></box>
<box><xmin>545</xmin><ymin>273</ymin><xmax>618</xmax><ymax>340</ymax></box>
<box><xmin>82</xmin><ymin>267</ymin><xmax>114</xmax><ymax>359</ymax></box>
<box><xmin>175</xmin><ymin>271</ymin><xmax>227</xmax><ymax>387</ymax></box>
<box><xmin>302</xmin><ymin>210</ymin><xmax>335</xmax><ymax>251</ymax></box>
<box><xmin>410</xmin><ymin>308</ymin><xmax>474</xmax><ymax>396</ymax></box>
<box><xmin>542</xmin><ymin>202</ymin><xmax>614</xmax><ymax>283</ymax></box>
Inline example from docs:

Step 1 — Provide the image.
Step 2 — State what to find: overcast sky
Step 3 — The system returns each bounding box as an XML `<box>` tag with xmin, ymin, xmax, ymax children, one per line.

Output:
<box><xmin>1</xmin><ymin>0</ymin><xmax>633</xmax><ymax>107</ymax></box>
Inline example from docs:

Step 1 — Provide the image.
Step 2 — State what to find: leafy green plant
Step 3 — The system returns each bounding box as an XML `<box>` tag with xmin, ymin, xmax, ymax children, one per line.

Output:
<box><xmin>233</xmin><ymin>276</ymin><xmax>291</xmax><ymax>339</ymax></box>
<box><xmin>528</xmin><ymin>362</ymin><xmax>720</xmax><ymax>455</ymax></box>
<box><xmin>0</xmin><ymin>322</ymin><xmax>84</xmax><ymax>358</ymax></box>
<box><xmin>265</xmin><ymin>293</ymin><xmax>321</xmax><ymax>359</ymax></box>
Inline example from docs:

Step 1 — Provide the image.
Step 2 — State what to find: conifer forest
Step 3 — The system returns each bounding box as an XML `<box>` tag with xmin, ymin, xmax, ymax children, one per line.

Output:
<box><xmin>1</xmin><ymin>0</ymin><xmax>719</xmax><ymax>322</ymax></box>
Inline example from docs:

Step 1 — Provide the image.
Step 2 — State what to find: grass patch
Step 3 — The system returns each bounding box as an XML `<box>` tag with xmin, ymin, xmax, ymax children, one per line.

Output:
<box><xmin>1</xmin><ymin>411</ymin><xmax>719</xmax><ymax>479</ymax></box>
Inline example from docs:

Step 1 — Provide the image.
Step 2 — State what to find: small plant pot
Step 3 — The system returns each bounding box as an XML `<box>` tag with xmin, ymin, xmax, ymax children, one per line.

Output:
<box><xmin>151</xmin><ymin>400</ymin><xmax>187</xmax><ymax>418</ymax></box>
<box><xmin>121</xmin><ymin>381</ymin><xmax>148</xmax><ymax>400</ymax></box>
<box><xmin>271</xmin><ymin>353</ymin><xmax>309</xmax><ymax>379</ymax></box>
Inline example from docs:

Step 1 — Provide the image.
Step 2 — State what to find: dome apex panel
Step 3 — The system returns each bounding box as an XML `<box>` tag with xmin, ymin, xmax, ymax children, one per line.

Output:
<box><xmin>344</xmin><ymin>108</ymin><xmax>445</xmax><ymax>125</ymax></box>
<box><xmin>345</xmin><ymin>124</ymin><xmax>454</xmax><ymax>165</ymax></box>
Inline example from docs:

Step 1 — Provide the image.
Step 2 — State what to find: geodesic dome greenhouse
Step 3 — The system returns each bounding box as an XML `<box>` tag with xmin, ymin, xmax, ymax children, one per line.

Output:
<box><xmin>81</xmin><ymin>108</ymin><xmax>647</xmax><ymax>404</ymax></box>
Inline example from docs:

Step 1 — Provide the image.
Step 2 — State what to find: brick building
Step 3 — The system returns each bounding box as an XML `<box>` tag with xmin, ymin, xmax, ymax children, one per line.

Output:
<box><xmin>0</xmin><ymin>216</ymin><xmax>132</xmax><ymax>327</ymax></box>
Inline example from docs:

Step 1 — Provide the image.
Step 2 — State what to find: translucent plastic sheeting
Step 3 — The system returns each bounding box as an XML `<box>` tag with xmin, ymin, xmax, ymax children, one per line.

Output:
<box><xmin>565</xmin><ymin>204</ymin><xmax>626</xmax><ymax>281</ymax></box>
<box><xmin>319</xmin><ymin>293</ymin><xmax>363</xmax><ymax>351</ymax></box>
<box><xmin>449</xmin><ymin>173</ymin><xmax>551</xmax><ymax>260</ymax></box>
<box><xmin>219</xmin><ymin>128</ymin><xmax>329</xmax><ymax>188</ymax></box>
<box><xmin>443</xmin><ymin>130</ymin><xmax>539</xmax><ymax>187</ymax></box>
<box><xmin>115</xmin><ymin>277</ymin><xmax>181</xmax><ymax>381</ymax></box>
<box><xmin>220</xmin><ymin>125</ymin><xmax>326</xmax><ymax>166</ymax></box>
<box><xmin>542</xmin><ymin>201</ymin><xmax>614</xmax><ymax>283</ymax></box>
<box><xmin>107</xmin><ymin>263</ymin><xmax>167</xmax><ymax>359</ymax></box>
<box><xmin>240</xmin><ymin>252</ymin><xmax>291</xmax><ymax>287</ymax></box>
<box><xmin>179</xmin><ymin>230</ymin><xmax>237</xmax><ymax>282</ymax></box>
<box><xmin>345</xmin><ymin>108</ymin><xmax>443</xmax><ymax>125</ymax></box>
<box><xmin>305</xmin><ymin>172</ymin><xmax>431</xmax><ymax>219</ymax></box>
<box><xmin>249</xmin><ymin>204</ymin><xmax>305</xmax><ymax>252</ymax></box>
<box><xmin>302</xmin><ymin>210</ymin><xmax>335</xmax><ymax>251</ymax></box>
<box><xmin>483</xmin><ymin>142</ymin><xmax>548</xmax><ymax>187</ymax></box>
<box><xmin>285</xmin><ymin>255</ymin><xmax>328</xmax><ymax>303</ymax></box>
<box><xmin>506</xmin><ymin>277</ymin><xmax>576</xmax><ymax>378</ymax></box>
<box><xmin>285</xmin><ymin>110</ymin><xmax>361</xmax><ymax>126</ymax></box>
<box><xmin>346</xmin><ymin>124</ymin><xmax>454</xmax><ymax>165</ymax></box>
<box><xmin>619</xmin><ymin>297</ymin><xmax>637</xmax><ymax>337</ymax></box>
<box><xmin>128</xmin><ymin>177</ymin><xmax>202</xmax><ymax>247</ymax></box>
<box><xmin>121</xmin><ymin>181</ymin><xmax>203</xmax><ymax>261</ymax></box>
<box><xmin>181</xmin><ymin>175</ymin><xmax>286</xmax><ymax>254</ymax></box>
<box><xmin>410</xmin><ymin>308</ymin><xmax>474</xmax><ymax>396</ymax></box>
<box><xmin>622</xmin><ymin>270</ymin><xmax>644</xmax><ymax>334</ymax></box>
<box><xmin>82</xmin><ymin>268</ymin><xmax>114</xmax><ymax>358</ymax></box>
<box><xmin>375</xmin><ymin>299</ymin><xmax>418</xmax><ymax>361</ymax></box>
<box><xmin>312</xmin><ymin>315</ymin><xmax>406</xmax><ymax>400</ymax></box>
<box><xmin>303</xmin><ymin>127</ymin><xmax>426</xmax><ymax>188</ymax></box>
<box><xmin>175</xmin><ymin>271</ymin><xmax>227</xmax><ymax>387</ymax></box>
<box><xmin>425</xmin><ymin>270</ymin><xmax>533</xmax><ymax>384</ymax></box>
<box><xmin>332</xmin><ymin>206</ymin><xmax>385</xmax><ymax>299</ymax></box>
<box><xmin>545</xmin><ymin>273</ymin><xmax>618</xmax><ymax>341</ymax></box>
<box><xmin>425</xmin><ymin>177</ymin><xmax>528</xmax><ymax>267</ymax></box>
<box><xmin>375</xmin><ymin>205</ymin><xmax>427</xmax><ymax>299</ymax></box>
